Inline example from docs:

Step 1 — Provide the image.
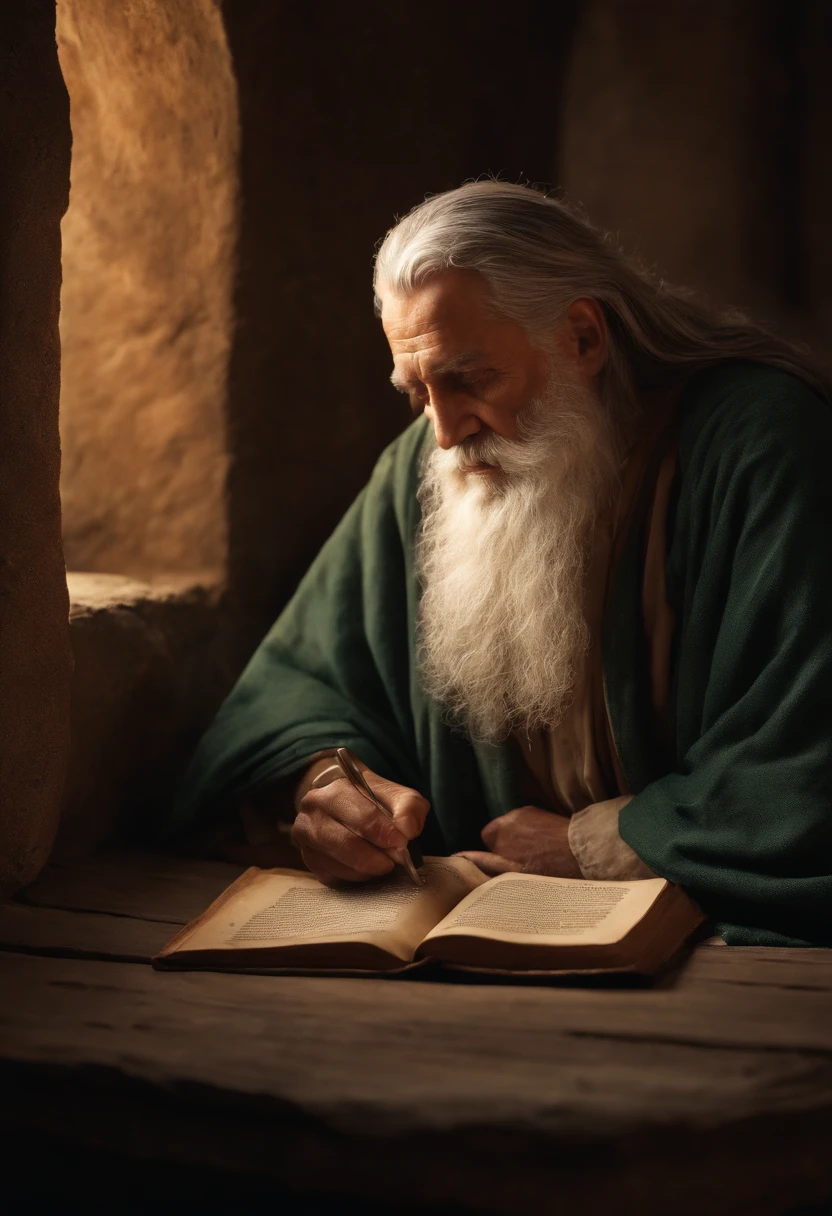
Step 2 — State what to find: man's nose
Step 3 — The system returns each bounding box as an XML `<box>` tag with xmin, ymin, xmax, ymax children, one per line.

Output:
<box><xmin>426</xmin><ymin>394</ymin><xmax>481</xmax><ymax>450</ymax></box>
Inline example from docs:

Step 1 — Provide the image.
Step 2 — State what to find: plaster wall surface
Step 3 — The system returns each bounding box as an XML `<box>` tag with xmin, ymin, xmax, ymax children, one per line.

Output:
<box><xmin>562</xmin><ymin>0</ymin><xmax>775</xmax><ymax>310</ymax></box>
<box><xmin>57</xmin><ymin>0</ymin><xmax>237</xmax><ymax>578</ymax></box>
<box><xmin>562</xmin><ymin>0</ymin><xmax>831</xmax><ymax>365</ymax></box>
<box><xmin>220</xmin><ymin>0</ymin><xmax>579</xmax><ymax>648</ymax></box>
<box><xmin>0</xmin><ymin>4</ymin><xmax>73</xmax><ymax>895</ymax></box>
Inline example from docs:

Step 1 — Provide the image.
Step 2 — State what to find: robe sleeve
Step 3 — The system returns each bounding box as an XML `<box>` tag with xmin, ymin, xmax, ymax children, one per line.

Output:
<box><xmin>619</xmin><ymin>371</ymin><xmax>832</xmax><ymax>946</ymax></box>
<box><xmin>568</xmin><ymin>796</ymin><xmax>657</xmax><ymax>880</ymax></box>
<box><xmin>164</xmin><ymin>420</ymin><xmax>428</xmax><ymax>838</ymax></box>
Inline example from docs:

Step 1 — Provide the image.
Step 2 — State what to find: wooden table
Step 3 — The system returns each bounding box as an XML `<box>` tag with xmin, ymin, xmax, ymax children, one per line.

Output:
<box><xmin>1</xmin><ymin>851</ymin><xmax>831</xmax><ymax>1215</ymax></box>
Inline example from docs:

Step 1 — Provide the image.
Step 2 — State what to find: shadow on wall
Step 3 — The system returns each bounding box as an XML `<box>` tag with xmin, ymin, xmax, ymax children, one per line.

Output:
<box><xmin>561</xmin><ymin>0</ymin><xmax>832</xmax><ymax>373</ymax></box>
<box><xmin>0</xmin><ymin>2</ymin><xmax>73</xmax><ymax>894</ymax></box>
<box><xmin>219</xmin><ymin>0</ymin><xmax>582</xmax><ymax>652</ymax></box>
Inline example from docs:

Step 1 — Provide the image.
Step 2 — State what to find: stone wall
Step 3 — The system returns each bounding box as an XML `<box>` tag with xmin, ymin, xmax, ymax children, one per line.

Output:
<box><xmin>57</xmin><ymin>0</ymin><xmax>237</xmax><ymax>578</ymax></box>
<box><xmin>0</xmin><ymin>3</ymin><xmax>73</xmax><ymax>895</ymax></box>
<box><xmin>59</xmin><ymin>574</ymin><xmax>233</xmax><ymax>854</ymax></box>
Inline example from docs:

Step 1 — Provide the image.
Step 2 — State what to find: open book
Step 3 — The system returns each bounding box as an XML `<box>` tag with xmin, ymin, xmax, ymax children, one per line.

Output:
<box><xmin>153</xmin><ymin>857</ymin><xmax>706</xmax><ymax>978</ymax></box>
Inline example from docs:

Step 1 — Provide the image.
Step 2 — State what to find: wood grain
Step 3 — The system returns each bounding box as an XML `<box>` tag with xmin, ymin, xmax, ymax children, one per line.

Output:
<box><xmin>2</xmin><ymin>949</ymin><xmax>832</xmax><ymax>1213</ymax></box>
<box><xmin>3</xmin><ymin>950</ymin><xmax>832</xmax><ymax>1125</ymax></box>
<box><xmin>18</xmin><ymin>850</ymin><xmax>245</xmax><ymax>924</ymax></box>
<box><xmin>3</xmin><ymin>850</ymin><xmax>832</xmax><ymax>1213</ymax></box>
<box><xmin>0</xmin><ymin>900</ymin><xmax>175</xmax><ymax>962</ymax></box>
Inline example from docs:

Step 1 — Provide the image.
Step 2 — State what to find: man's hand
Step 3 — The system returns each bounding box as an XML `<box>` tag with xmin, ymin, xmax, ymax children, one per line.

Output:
<box><xmin>456</xmin><ymin>805</ymin><xmax>583</xmax><ymax>878</ymax></box>
<box><xmin>291</xmin><ymin>769</ymin><xmax>430</xmax><ymax>886</ymax></box>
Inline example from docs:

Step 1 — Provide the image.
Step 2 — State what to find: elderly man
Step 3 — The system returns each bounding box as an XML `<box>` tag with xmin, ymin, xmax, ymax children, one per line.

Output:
<box><xmin>171</xmin><ymin>182</ymin><xmax>832</xmax><ymax>947</ymax></box>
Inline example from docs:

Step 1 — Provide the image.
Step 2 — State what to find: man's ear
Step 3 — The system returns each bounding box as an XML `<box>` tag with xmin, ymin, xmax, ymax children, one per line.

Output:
<box><xmin>558</xmin><ymin>297</ymin><xmax>608</xmax><ymax>378</ymax></box>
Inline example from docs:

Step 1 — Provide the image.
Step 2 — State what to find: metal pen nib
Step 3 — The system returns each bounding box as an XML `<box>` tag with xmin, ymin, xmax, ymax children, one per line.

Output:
<box><xmin>335</xmin><ymin>747</ymin><xmax>424</xmax><ymax>885</ymax></box>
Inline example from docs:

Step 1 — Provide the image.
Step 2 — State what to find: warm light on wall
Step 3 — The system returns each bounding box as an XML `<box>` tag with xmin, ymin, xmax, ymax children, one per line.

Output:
<box><xmin>56</xmin><ymin>0</ymin><xmax>238</xmax><ymax>580</ymax></box>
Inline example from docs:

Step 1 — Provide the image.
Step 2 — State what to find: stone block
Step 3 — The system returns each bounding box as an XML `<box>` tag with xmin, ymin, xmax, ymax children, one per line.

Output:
<box><xmin>58</xmin><ymin>574</ymin><xmax>235</xmax><ymax>856</ymax></box>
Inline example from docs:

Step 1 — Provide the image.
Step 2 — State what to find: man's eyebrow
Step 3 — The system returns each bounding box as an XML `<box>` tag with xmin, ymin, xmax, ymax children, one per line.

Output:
<box><xmin>389</xmin><ymin>350</ymin><xmax>488</xmax><ymax>390</ymax></box>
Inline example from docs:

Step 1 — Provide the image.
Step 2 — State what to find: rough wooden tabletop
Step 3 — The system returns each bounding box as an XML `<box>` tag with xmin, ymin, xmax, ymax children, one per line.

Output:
<box><xmin>2</xmin><ymin>850</ymin><xmax>831</xmax><ymax>1215</ymax></box>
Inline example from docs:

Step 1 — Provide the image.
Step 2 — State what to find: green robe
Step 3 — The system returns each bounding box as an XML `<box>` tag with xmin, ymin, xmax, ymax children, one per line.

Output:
<box><xmin>168</xmin><ymin>361</ymin><xmax>832</xmax><ymax>947</ymax></box>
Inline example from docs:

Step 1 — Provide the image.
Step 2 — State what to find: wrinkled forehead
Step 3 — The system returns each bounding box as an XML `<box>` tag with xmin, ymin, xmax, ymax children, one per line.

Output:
<box><xmin>379</xmin><ymin>269</ymin><xmax>496</xmax><ymax>354</ymax></box>
<box><xmin>378</xmin><ymin>270</ymin><xmax>543</xmax><ymax>394</ymax></box>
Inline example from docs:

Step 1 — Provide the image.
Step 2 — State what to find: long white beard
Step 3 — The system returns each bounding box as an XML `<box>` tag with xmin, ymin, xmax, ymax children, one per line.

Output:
<box><xmin>414</xmin><ymin>369</ymin><xmax>621</xmax><ymax>745</ymax></box>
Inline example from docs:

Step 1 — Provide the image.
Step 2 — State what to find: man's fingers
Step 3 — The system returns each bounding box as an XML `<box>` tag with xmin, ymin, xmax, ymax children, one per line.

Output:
<box><xmin>300</xmin><ymin>782</ymin><xmax>411</xmax><ymax>851</ymax></box>
<box><xmin>480</xmin><ymin>818</ymin><xmax>499</xmax><ymax>849</ymax></box>
<box><xmin>301</xmin><ymin>775</ymin><xmax>430</xmax><ymax>846</ymax></box>
<box><xmin>292</xmin><ymin>808</ymin><xmax>396</xmax><ymax>878</ymax></box>
<box><xmin>292</xmin><ymin>768</ymin><xmax>430</xmax><ymax>886</ymax></box>
<box><xmin>481</xmin><ymin>806</ymin><xmax>570</xmax><ymax>862</ymax></box>
<box><xmin>340</xmin><ymin>772</ymin><xmax>431</xmax><ymax>841</ymax></box>
<box><xmin>454</xmin><ymin>850</ymin><xmax>524</xmax><ymax>876</ymax></box>
<box><xmin>373</xmin><ymin>779</ymin><xmax>431</xmax><ymax>840</ymax></box>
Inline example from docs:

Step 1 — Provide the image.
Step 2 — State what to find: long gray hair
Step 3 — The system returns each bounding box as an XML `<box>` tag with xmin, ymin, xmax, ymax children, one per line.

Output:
<box><xmin>374</xmin><ymin>181</ymin><xmax>830</xmax><ymax>422</ymax></box>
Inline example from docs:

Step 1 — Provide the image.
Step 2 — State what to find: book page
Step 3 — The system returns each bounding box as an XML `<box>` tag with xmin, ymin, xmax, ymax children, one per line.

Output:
<box><xmin>165</xmin><ymin>856</ymin><xmax>487</xmax><ymax>965</ymax></box>
<box><xmin>422</xmin><ymin>872</ymin><xmax>668</xmax><ymax>948</ymax></box>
